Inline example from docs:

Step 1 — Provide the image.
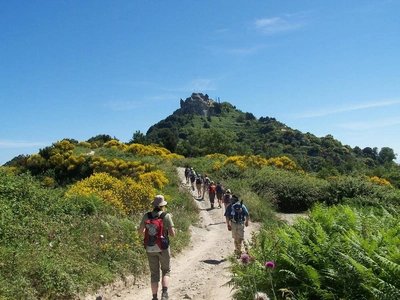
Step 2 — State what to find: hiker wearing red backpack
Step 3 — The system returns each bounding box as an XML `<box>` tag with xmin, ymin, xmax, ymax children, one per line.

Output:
<box><xmin>138</xmin><ymin>195</ymin><xmax>175</xmax><ymax>300</ymax></box>
<box><xmin>208</xmin><ymin>181</ymin><xmax>217</xmax><ymax>209</ymax></box>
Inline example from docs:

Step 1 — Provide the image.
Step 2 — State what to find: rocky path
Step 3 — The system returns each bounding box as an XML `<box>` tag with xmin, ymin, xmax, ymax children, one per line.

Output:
<box><xmin>86</xmin><ymin>168</ymin><xmax>261</xmax><ymax>300</ymax></box>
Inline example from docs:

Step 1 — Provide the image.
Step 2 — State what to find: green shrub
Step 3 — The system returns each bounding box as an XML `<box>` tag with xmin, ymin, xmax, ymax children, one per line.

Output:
<box><xmin>250</xmin><ymin>167</ymin><xmax>328</xmax><ymax>212</ymax></box>
<box><xmin>325</xmin><ymin>176</ymin><xmax>400</xmax><ymax>208</ymax></box>
<box><xmin>228</xmin><ymin>204</ymin><xmax>400</xmax><ymax>300</ymax></box>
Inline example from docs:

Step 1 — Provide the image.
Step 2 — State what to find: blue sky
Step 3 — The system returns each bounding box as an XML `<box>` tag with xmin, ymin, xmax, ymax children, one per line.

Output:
<box><xmin>1</xmin><ymin>0</ymin><xmax>400</xmax><ymax>165</ymax></box>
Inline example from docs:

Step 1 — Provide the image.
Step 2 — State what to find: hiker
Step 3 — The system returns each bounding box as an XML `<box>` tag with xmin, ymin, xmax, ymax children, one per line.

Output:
<box><xmin>223</xmin><ymin>188</ymin><xmax>232</xmax><ymax>210</ymax></box>
<box><xmin>138</xmin><ymin>195</ymin><xmax>175</xmax><ymax>300</ymax></box>
<box><xmin>184</xmin><ymin>166</ymin><xmax>190</xmax><ymax>184</ymax></box>
<box><xmin>216</xmin><ymin>182</ymin><xmax>224</xmax><ymax>208</ymax></box>
<box><xmin>224</xmin><ymin>195</ymin><xmax>250</xmax><ymax>257</ymax></box>
<box><xmin>202</xmin><ymin>174</ymin><xmax>211</xmax><ymax>199</ymax></box>
<box><xmin>195</xmin><ymin>173</ymin><xmax>203</xmax><ymax>198</ymax></box>
<box><xmin>189</xmin><ymin>168</ymin><xmax>196</xmax><ymax>191</ymax></box>
<box><xmin>208</xmin><ymin>181</ymin><xmax>217</xmax><ymax>209</ymax></box>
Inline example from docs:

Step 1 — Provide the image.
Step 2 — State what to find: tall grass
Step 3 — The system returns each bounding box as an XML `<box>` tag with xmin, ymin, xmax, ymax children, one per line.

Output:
<box><xmin>0</xmin><ymin>161</ymin><xmax>198</xmax><ymax>299</ymax></box>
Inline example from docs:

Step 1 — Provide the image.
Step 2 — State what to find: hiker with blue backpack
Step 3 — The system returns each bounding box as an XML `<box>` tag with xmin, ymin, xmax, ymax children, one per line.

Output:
<box><xmin>224</xmin><ymin>195</ymin><xmax>250</xmax><ymax>257</ymax></box>
<box><xmin>216</xmin><ymin>182</ymin><xmax>224</xmax><ymax>208</ymax></box>
<box><xmin>138</xmin><ymin>195</ymin><xmax>175</xmax><ymax>300</ymax></box>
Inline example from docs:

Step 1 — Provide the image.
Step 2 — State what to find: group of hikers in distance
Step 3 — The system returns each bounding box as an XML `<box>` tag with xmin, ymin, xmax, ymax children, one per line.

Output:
<box><xmin>184</xmin><ymin>166</ymin><xmax>250</xmax><ymax>256</ymax></box>
<box><xmin>137</xmin><ymin>166</ymin><xmax>250</xmax><ymax>300</ymax></box>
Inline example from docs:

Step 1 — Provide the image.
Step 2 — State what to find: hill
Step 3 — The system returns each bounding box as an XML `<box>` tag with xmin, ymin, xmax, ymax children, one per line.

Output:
<box><xmin>3</xmin><ymin>92</ymin><xmax>399</xmax><ymax>187</ymax></box>
<box><xmin>144</xmin><ymin>93</ymin><xmax>397</xmax><ymax>174</ymax></box>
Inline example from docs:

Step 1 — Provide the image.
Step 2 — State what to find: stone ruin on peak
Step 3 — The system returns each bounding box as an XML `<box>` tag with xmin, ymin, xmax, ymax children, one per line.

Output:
<box><xmin>174</xmin><ymin>93</ymin><xmax>216</xmax><ymax>116</ymax></box>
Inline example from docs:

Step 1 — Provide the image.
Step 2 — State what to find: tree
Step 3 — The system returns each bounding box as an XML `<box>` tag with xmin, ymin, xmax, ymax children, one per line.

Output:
<box><xmin>160</xmin><ymin>128</ymin><xmax>178</xmax><ymax>153</ymax></box>
<box><xmin>378</xmin><ymin>147</ymin><xmax>396</xmax><ymax>163</ymax></box>
<box><xmin>129</xmin><ymin>130</ymin><xmax>147</xmax><ymax>145</ymax></box>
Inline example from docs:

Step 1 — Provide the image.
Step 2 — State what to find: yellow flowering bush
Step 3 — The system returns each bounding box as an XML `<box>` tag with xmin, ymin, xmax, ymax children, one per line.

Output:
<box><xmin>205</xmin><ymin>153</ymin><xmax>228</xmax><ymax>160</ymax></box>
<box><xmin>53</xmin><ymin>140</ymin><xmax>75</xmax><ymax>152</ymax></box>
<box><xmin>66</xmin><ymin>172</ymin><xmax>156</xmax><ymax>214</ymax></box>
<box><xmin>90</xmin><ymin>157</ymin><xmax>148</xmax><ymax>178</ymax></box>
<box><xmin>103</xmin><ymin>139</ymin><xmax>128</xmax><ymax>150</ymax></box>
<box><xmin>77</xmin><ymin>141</ymin><xmax>91</xmax><ymax>148</ymax></box>
<box><xmin>266</xmin><ymin>156</ymin><xmax>301</xmax><ymax>171</ymax></box>
<box><xmin>41</xmin><ymin>176</ymin><xmax>55</xmax><ymax>187</ymax></box>
<box><xmin>27</xmin><ymin>154</ymin><xmax>47</xmax><ymax>168</ymax></box>
<box><xmin>138</xmin><ymin>170</ymin><xmax>169</xmax><ymax>189</ymax></box>
<box><xmin>124</xmin><ymin>143</ymin><xmax>183</xmax><ymax>159</ymax></box>
<box><xmin>366</xmin><ymin>176</ymin><xmax>391</xmax><ymax>186</ymax></box>
<box><xmin>213</xmin><ymin>161</ymin><xmax>222</xmax><ymax>171</ymax></box>
<box><xmin>64</xmin><ymin>155</ymin><xmax>86</xmax><ymax>171</ymax></box>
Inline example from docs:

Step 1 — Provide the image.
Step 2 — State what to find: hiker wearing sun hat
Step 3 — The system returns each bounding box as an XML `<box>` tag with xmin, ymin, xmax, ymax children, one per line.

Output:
<box><xmin>223</xmin><ymin>188</ymin><xmax>232</xmax><ymax>210</ymax></box>
<box><xmin>138</xmin><ymin>195</ymin><xmax>175</xmax><ymax>300</ymax></box>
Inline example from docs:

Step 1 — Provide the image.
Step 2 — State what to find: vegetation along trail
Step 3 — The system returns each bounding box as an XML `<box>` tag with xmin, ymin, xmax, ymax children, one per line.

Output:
<box><xmin>87</xmin><ymin>167</ymin><xmax>261</xmax><ymax>300</ymax></box>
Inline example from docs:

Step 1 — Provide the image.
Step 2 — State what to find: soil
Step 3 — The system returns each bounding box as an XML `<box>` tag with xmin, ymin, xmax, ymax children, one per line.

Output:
<box><xmin>84</xmin><ymin>168</ymin><xmax>301</xmax><ymax>300</ymax></box>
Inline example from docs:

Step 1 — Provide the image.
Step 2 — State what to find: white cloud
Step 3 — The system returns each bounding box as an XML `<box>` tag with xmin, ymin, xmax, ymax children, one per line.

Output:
<box><xmin>339</xmin><ymin>118</ymin><xmax>400</xmax><ymax>130</ymax></box>
<box><xmin>254</xmin><ymin>13</ymin><xmax>306</xmax><ymax>35</ymax></box>
<box><xmin>295</xmin><ymin>98</ymin><xmax>400</xmax><ymax>118</ymax></box>
<box><xmin>0</xmin><ymin>140</ymin><xmax>47</xmax><ymax>148</ymax></box>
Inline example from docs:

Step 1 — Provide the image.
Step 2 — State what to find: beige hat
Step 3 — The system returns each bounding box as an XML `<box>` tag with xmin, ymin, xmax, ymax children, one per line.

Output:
<box><xmin>226</xmin><ymin>189</ymin><xmax>231</xmax><ymax>193</ymax></box>
<box><xmin>151</xmin><ymin>195</ymin><xmax>167</xmax><ymax>207</ymax></box>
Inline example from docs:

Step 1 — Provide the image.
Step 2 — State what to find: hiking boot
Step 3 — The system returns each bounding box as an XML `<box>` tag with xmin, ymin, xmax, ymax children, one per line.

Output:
<box><xmin>161</xmin><ymin>292</ymin><xmax>169</xmax><ymax>300</ymax></box>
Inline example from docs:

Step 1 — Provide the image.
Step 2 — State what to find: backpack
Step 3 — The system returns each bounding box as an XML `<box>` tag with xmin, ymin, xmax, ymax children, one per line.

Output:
<box><xmin>196</xmin><ymin>177</ymin><xmax>202</xmax><ymax>184</ymax></box>
<box><xmin>209</xmin><ymin>185</ymin><xmax>216</xmax><ymax>194</ymax></box>
<box><xmin>204</xmin><ymin>177</ymin><xmax>210</xmax><ymax>185</ymax></box>
<box><xmin>216</xmin><ymin>183</ymin><xmax>223</xmax><ymax>193</ymax></box>
<box><xmin>230</xmin><ymin>201</ymin><xmax>244</xmax><ymax>222</ymax></box>
<box><xmin>143</xmin><ymin>212</ymin><xmax>169</xmax><ymax>252</ymax></box>
<box><xmin>224</xmin><ymin>194</ymin><xmax>231</xmax><ymax>203</ymax></box>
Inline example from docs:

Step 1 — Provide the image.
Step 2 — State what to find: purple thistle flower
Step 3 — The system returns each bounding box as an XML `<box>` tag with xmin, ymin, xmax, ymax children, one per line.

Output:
<box><xmin>241</xmin><ymin>253</ymin><xmax>250</xmax><ymax>264</ymax></box>
<box><xmin>265</xmin><ymin>261</ymin><xmax>275</xmax><ymax>269</ymax></box>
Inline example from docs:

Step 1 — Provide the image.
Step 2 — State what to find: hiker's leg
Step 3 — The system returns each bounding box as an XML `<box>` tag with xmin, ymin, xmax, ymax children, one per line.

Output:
<box><xmin>148</xmin><ymin>252</ymin><xmax>161</xmax><ymax>297</ymax></box>
<box><xmin>234</xmin><ymin>238</ymin><xmax>243</xmax><ymax>252</ymax></box>
<box><xmin>160</xmin><ymin>249</ymin><xmax>171</xmax><ymax>298</ymax></box>
<box><xmin>160</xmin><ymin>248</ymin><xmax>171</xmax><ymax>284</ymax></box>
<box><xmin>151</xmin><ymin>282</ymin><xmax>159</xmax><ymax>296</ymax></box>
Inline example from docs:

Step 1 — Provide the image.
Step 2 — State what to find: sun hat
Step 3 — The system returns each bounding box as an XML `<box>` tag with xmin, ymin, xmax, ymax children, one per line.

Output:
<box><xmin>226</xmin><ymin>189</ymin><xmax>231</xmax><ymax>193</ymax></box>
<box><xmin>151</xmin><ymin>195</ymin><xmax>167</xmax><ymax>207</ymax></box>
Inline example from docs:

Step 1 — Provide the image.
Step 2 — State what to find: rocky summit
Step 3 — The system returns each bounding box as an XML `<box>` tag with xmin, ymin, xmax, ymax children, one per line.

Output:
<box><xmin>174</xmin><ymin>93</ymin><xmax>216</xmax><ymax>116</ymax></box>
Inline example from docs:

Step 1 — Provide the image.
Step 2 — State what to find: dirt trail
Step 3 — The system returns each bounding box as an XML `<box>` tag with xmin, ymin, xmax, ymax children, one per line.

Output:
<box><xmin>86</xmin><ymin>168</ymin><xmax>261</xmax><ymax>300</ymax></box>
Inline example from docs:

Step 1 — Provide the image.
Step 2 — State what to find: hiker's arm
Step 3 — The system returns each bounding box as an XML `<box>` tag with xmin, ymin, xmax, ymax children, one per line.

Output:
<box><xmin>138</xmin><ymin>225</ymin><xmax>145</xmax><ymax>236</ymax></box>
<box><xmin>168</xmin><ymin>226</ymin><xmax>175</xmax><ymax>238</ymax></box>
<box><xmin>244</xmin><ymin>215</ymin><xmax>250</xmax><ymax>227</ymax></box>
<box><xmin>226</xmin><ymin>217</ymin><xmax>232</xmax><ymax>231</ymax></box>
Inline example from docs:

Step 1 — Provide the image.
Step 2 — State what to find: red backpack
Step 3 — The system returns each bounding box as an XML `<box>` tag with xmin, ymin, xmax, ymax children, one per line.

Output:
<box><xmin>144</xmin><ymin>212</ymin><xmax>169</xmax><ymax>252</ymax></box>
<box><xmin>209</xmin><ymin>185</ymin><xmax>216</xmax><ymax>194</ymax></box>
